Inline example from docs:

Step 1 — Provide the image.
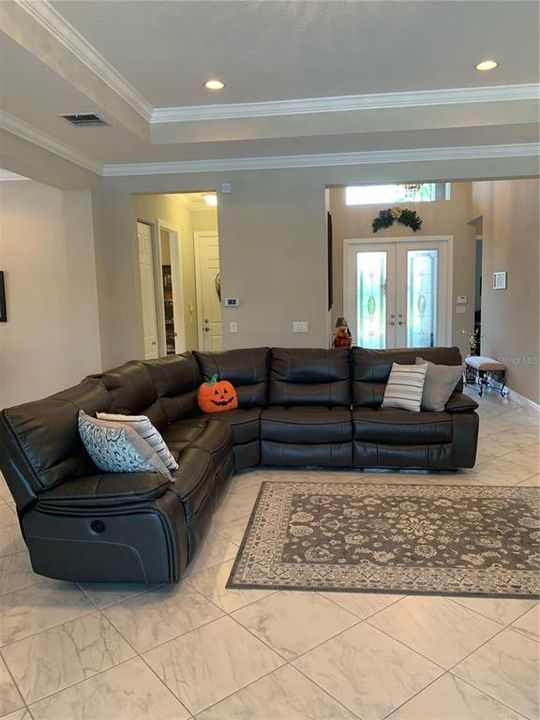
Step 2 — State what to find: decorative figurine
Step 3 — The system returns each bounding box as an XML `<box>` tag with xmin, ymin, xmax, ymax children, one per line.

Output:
<box><xmin>333</xmin><ymin>317</ymin><xmax>352</xmax><ymax>348</ymax></box>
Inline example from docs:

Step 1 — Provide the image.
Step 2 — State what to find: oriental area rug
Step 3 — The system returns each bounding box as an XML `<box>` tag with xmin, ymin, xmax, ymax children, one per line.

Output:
<box><xmin>227</xmin><ymin>482</ymin><xmax>540</xmax><ymax>598</ymax></box>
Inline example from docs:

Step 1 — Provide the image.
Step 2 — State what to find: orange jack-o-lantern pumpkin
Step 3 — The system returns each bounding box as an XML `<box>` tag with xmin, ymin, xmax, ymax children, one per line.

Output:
<box><xmin>198</xmin><ymin>374</ymin><xmax>238</xmax><ymax>414</ymax></box>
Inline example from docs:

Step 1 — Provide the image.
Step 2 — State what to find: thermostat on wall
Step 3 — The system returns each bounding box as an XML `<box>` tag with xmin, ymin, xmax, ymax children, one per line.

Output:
<box><xmin>224</xmin><ymin>297</ymin><xmax>240</xmax><ymax>308</ymax></box>
<box><xmin>493</xmin><ymin>272</ymin><xmax>507</xmax><ymax>290</ymax></box>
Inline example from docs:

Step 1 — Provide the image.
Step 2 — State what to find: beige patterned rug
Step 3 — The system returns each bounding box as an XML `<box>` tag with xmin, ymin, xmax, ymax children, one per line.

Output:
<box><xmin>227</xmin><ymin>482</ymin><xmax>540</xmax><ymax>598</ymax></box>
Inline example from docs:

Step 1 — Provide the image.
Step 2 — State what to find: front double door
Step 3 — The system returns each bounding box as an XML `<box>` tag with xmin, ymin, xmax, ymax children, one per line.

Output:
<box><xmin>344</xmin><ymin>238</ymin><xmax>449</xmax><ymax>349</ymax></box>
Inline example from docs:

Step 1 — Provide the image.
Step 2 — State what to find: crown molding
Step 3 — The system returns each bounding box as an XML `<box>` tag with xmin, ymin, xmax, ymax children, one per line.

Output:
<box><xmin>151</xmin><ymin>84</ymin><xmax>540</xmax><ymax>124</ymax></box>
<box><xmin>15</xmin><ymin>0</ymin><xmax>153</xmax><ymax>122</ymax></box>
<box><xmin>102</xmin><ymin>143</ymin><xmax>540</xmax><ymax>176</ymax></box>
<box><xmin>0</xmin><ymin>110</ymin><xmax>104</xmax><ymax>175</ymax></box>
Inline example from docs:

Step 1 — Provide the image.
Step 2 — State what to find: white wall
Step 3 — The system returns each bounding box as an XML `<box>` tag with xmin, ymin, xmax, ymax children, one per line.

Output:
<box><xmin>0</xmin><ymin>179</ymin><xmax>102</xmax><ymax>407</ymax></box>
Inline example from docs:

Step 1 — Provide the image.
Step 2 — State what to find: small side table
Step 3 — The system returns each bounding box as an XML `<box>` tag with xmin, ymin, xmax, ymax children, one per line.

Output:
<box><xmin>465</xmin><ymin>356</ymin><xmax>508</xmax><ymax>397</ymax></box>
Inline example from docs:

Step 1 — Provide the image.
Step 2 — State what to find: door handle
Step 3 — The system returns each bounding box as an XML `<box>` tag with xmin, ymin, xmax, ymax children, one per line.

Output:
<box><xmin>398</xmin><ymin>321</ymin><xmax>403</xmax><ymax>326</ymax></box>
<box><xmin>203</xmin><ymin>327</ymin><xmax>210</xmax><ymax>332</ymax></box>
<box><xmin>388</xmin><ymin>321</ymin><xmax>395</xmax><ymax>326</ymax></box>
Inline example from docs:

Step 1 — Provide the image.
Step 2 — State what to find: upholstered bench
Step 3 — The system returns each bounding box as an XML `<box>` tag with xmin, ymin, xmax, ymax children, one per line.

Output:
<box><xmin>465</xmin><ymin>355</ymin><xmax>507</xmax><ymax>397</ymax></box>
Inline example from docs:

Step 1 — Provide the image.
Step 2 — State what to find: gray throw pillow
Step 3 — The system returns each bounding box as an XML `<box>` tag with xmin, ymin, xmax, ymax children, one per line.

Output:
<box><xmin>416</xmin><ymin>357</ymin><xmax>464</xmax><ymax>412</ymax></box>
<box><xmin>78</xmin><ymin>411</ymin><xmax>172</xmax><ymax>479</ymax></box>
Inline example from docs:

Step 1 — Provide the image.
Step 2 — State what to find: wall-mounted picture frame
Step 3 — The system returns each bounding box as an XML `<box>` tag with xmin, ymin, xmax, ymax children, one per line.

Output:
<box><xmin>0</xmin><ymin>272</ymin><xmax>6</xmax><ymax>322</ymax></box>
<box><xmin>493</xmin><ymin>271</ymin><xmax>507</xmax><ymax>290</ymax></box>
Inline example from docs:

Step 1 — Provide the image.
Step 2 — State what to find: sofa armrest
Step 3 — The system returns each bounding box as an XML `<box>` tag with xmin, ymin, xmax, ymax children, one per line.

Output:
<box><xmin>444</xmin><ymin>392</ymin><xmax>479</xmax><ymax>413</ymax></box>
<box><xmin>37</xmin><ymin>472</ymin><xmax>171</xmax><ymax>510</ymax></box>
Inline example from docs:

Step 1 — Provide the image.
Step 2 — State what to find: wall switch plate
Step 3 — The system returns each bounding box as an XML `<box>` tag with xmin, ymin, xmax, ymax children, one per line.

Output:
<box><xmin>293</xmin><ymin>321</ymin><xmax>308</xmax><ymax>333</ymax></box>
<box><xmin>493</xmin><ymin>271</ymin><xmax>507</xmax><ymax>289</ymax></box>
<box><xmin>229</xmin><ymin>321</ymin><xmax>238</xmax><ymax>333</ymax></box>
<box><xmin>457</xmin><ymin>295</ymin><xmax>467</xmax><ymax>304</ymax></box>
<box><xmin>220</xmin><ymin>183</ymin><xmax>231</xmax><ymax>194</ymax></box>
<box><xmin>456</xmin><ymin>305</ymin><xmax>466</xmax><ymax>314</ymax></box>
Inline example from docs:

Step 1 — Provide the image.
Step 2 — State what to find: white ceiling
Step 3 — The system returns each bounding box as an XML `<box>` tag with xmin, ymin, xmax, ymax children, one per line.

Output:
<box><xmin>0</xmin><ymin>0</ymin><xmax>538</xmax><ymax>173</ymax></box>
<box><xmin>51</xmin><ymin>0</ymin><xmax>539</xmax><ymax>105</ymax></box>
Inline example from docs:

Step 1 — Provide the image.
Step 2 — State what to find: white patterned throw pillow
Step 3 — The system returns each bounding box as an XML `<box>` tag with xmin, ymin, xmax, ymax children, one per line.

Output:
<box><xmin>382</xmin><ymin>362</ymin><xmax>428</xmax><ymax>412</ymax></box>
<box><xmin>78</xmin><ymin>411</ymin><xmax>172</xmax><ymax>478</ymax></box>
<box><xmin>96</xmin><ymin>412</ymin><xmax>178</xmax><ymax>471</ymax></box>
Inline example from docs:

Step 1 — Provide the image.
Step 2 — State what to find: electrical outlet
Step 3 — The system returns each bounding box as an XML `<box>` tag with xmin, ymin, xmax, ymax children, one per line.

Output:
<box><xmin>229</xmin><ymin>321</ymin><xmax>238</xmax><ymax>333</ymax></box>
<box><xmin>293</xmin><ymin>321</ymin><xmax>308</xmax><ymax>333</ymax></box>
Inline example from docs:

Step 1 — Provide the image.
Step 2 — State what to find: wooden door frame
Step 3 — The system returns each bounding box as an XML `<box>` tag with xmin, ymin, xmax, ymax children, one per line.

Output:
<box><xmin>136</xmin><ymin>220</ymin><xmax>159</xmax><ymax>359</ymax></box>
<box><xmin>343</xmin><ymin>235</ymin><xmax>453</xmax><ymax>347</ymax></box>
<box><xmin>194</xmin><ymin>230</ymin><xmax>220</xmax><ymax>350</ymax></box>
<box><xmin>155</xmin><ymin>219</ymin><xmax>187</xmax><ymax>354</ymax></box>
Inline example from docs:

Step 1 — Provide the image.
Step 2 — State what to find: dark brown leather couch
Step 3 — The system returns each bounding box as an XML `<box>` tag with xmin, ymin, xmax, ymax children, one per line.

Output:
<box><xmin>0</xmin><ymin>345</ymin><xmax>478</xmax><ymax>585</ymax></box>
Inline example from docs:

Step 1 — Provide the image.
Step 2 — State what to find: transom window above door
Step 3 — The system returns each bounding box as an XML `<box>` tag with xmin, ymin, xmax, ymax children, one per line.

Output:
<box><xmin>345</xmin><ymin>183</ymin><xmax>450</xmax><ymax>206</ymax></box>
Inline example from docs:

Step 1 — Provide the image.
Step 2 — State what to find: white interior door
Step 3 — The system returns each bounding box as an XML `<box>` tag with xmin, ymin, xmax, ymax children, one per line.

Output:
<box><xmin>194</xmin><ymin>231</ymin><xmax>222</xmax><ymax>351</ymax></box>
<box><xmin>344</xmin><ymin>237</ymin><xmax>451</xmax><ymax>349</ymax></box>
<box><xmin>137</xmin><ymin>222</ymin><xmax>159</xmax><ymax>359</ymax></box>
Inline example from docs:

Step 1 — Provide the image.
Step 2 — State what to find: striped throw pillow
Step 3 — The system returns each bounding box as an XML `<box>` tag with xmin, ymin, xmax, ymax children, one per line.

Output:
<box><xmin>382</xmin><ymin>362</ymin><xmax>428</xmax><ymax>412</ymax></box>
<box><xmin>97</xmin><ymin>412</ymin><xmax>178</xmax><ymax>471</ymax></box>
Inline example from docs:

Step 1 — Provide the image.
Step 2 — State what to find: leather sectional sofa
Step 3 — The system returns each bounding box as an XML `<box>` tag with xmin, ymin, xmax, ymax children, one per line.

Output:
<box><xmin>0</xmin><ymin>346</ymin><xmax>478</xmax><ymax>584</ymax></box>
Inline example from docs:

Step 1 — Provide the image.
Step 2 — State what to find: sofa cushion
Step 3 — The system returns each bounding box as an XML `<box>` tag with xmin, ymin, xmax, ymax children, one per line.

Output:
<box><xmin>162</xmin><ymin>417</ymin><xmax>231</xmax><ymax>458</ymax></box>
<box><xmin>195</xmin><ymin>348</ymin><xmax>269</xmax><ymax>408</ymax></box>
<box><xmin>262</xmin><ymin>406</ymin><xmax>352</xmax><ymax>443</ymax></box>
<box><xmin>1</xmin><ymin>378</ymin><xmax>111</xmax><ymax>493</ymax></box>
<box><xmin>37</xmin><ymin>472</ymin><xmax>171</xmax><ymax>508</ymax></box>
<box><xmin>96</xmin><ymin>361</ymin><xmax>157</xmax><ymax>416</ymax></box>
<box><xmin>211</xmin><ymin>407</ymin><xmax>261</xmax><ymax>445</ymax></box>
<box><xmin>269</xmin><ymin>348</ymin><xmax>351</xmax><ymax>406</ymax></box>
<box><xmin>144</xmin><ymin>354</ymin><xmax>201</xmax><ymax>423</ymax></box>
<box><xmin>353</xmin><ymin>408</ymin><xmax>453</xmax><ymax>444</ymax></box>
<box><xmin>444</xmin><ymin>392</ymin><xmax>479</xmax><ymax>413</ymax></box>
<box><xmin>352</xmin><ymin>346</ymin><xmax>463</xmax><ymax>408</ymax></box>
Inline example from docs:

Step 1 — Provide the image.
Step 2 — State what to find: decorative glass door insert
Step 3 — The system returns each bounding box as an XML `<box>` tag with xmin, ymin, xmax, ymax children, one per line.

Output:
<box><xmin>356</xmin><ymin>251</ymin><xmax>387</xmax><ymax>348</ymax></box>
<box><xmin>406</xmin><ymin>249</ymin><xmax>439</xmax><ymax>348</ymax></box>
<box><xmin>344</xmin><ymin>238</ymin><xmax>449</xmax><ymax>349</ymax></box>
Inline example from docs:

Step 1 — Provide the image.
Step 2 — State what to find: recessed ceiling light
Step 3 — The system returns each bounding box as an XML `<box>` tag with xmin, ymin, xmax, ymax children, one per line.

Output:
<box><xmin>204</xmin><ymin>79</ymin><xmax>225</xmax><ymax>90</ymax></box>
<box><xmin>203</xmin><ymin>194</ymin><xmax>218</xmax><ymax>207</ymax></box>
<box><xmin>475</xmin><ymin>60</ymin><xmax>498</xmax><ymax>71</ymax></box>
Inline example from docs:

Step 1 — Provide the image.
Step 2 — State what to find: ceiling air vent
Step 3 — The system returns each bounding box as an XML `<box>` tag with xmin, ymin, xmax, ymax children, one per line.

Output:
<box><xmin>61</xmin><ymin>113</ymin><xmax>108</xmax><ymax>128</ymax></box>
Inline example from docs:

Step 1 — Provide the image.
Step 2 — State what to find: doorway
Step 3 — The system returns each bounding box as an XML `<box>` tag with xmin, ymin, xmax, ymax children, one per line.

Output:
<box><xmin>343</xmin><ymin>236</ymin><xmax>452</xmax><ymax>349</ymax></box>
<box><xmin>134</xmin><ymin>192</ymin><xmax>221</xmax><ymax>357</ymax></box>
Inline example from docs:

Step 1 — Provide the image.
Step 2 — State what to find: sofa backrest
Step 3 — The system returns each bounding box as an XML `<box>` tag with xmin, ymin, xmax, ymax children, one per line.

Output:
<box><xmin>144</xmin><ymin>353</ymin><xmax>202</xmax><ymax>423</ymax></box>
<box><xmin>0</xmin><ymin>378</ymin><xmax>110</xmax><ymax>508</ymax></box>
<box><xmin>352</xmin><ymin>346</ymin><xmax>463</xmax><ymax>408</ymax></box>
<box><xmin>194</xmin><ymin>348</ymin><xmax>269</xmax><ymax>408</ymax></box>
<box><xmin>269</xmin><ymin>348</ymin><xmax>351</xmax><ymax>406</ymax></box>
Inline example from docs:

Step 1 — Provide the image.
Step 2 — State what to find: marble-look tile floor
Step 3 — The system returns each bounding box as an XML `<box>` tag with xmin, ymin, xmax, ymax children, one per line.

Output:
<box><xmin>0</xmin><ymin>388</ymin><xmax>538</xmax><ymax>720</ymax></box>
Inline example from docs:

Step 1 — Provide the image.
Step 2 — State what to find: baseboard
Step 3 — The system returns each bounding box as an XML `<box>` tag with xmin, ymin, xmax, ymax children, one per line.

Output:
<box><xmin>506</xmin><ymin>386</ymin><xmax>540</xmax><ymax>412</ymax></box>
<box><xmin>470</xmin><ymin>376</ymin><xmax>540</xmax><ymax>411</ymax></box>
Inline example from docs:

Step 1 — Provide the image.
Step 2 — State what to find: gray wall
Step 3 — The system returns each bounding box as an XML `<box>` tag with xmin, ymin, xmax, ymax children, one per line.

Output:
<box><xmin>471</xmin><ymin>179</ymin><xmax>539</xmax><ymax>403</ymax></box>
<box><xmin>1</xmin><ymin>129</ymin><xmax>538</xmax><ymax>381</ymax></box>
